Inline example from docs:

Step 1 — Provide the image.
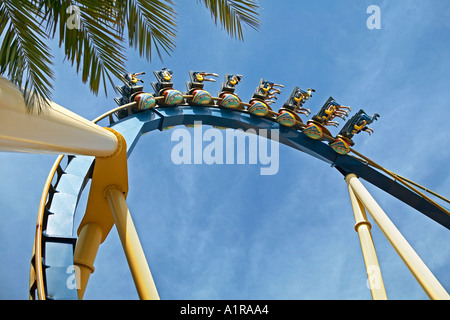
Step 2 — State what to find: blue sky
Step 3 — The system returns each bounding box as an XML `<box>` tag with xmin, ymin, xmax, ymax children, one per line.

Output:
<box><xmin>1</xmin><ymin>0</ymin><xmax>450</xmax><ymax>300</ymax></box>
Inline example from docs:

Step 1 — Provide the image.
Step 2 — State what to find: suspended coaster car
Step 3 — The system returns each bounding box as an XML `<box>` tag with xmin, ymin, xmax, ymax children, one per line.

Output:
<box><xmin>218</xmin><ymin>74</ymin><xmax>244</xmax><ymax>109</ymax></box>
<box><xmin>275</xmin><ymin>86</ymin><xmax>313</xmax><ymax>129</ymax></box>
<box><xmin>246</xmin><ymin>79</ymin><xmax>284</xmax><ymax>117</ymax></box>
<box><xmin>114</xmin><ymin>72</ymin><xmax>149</xmax><ymax>118</ymax></box>
<box><xmin>304</xmin><ymin>97</ymin><xmax>351</xmax><ymax>140</ymax></box>
<box><xmin>113</xmin><ymin>68</ymin><xmax>379</xmax><ymax>156</ymax></box>
<box><xmin>185</xmin><ymin>71</ymin><xmax>219</xmax><ymax>105</ymax></box>
<box><xmin>151</xmin><ymin>68</ymin><xmax>184</xmax><ymax>106</ymax></box>
<box><xmin>330</xmin><ymin>110</ymin><xmax>380</xmax><ymax>155</ymax></box>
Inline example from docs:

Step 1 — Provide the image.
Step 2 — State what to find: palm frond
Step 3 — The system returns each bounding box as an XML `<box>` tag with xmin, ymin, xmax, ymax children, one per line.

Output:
<box><xmin>198</xmin><ymin>0</ymin><xmax>260</xmax><ymax>40</ymax></box>
<box><xmin>0</xmin><ymin>0</ymin><xmax>261</xmax><ymax>112</ymax></box>
<box><xmin>0</xmin><ymin>0</ymin><xmax>54</xmax><ymax>112</ymax></box>
<box><xmin>40</xmin><ymin>1</ymin><xmax>127</xmax><ymax>96</ymax></box>
<box><xmin>74</xmin><ymin>2</ymin><xmax>127</xmax><ymax>95</ymax></box>
<box><xmin>126</xmin><ymin>0</ymin><xmax>177</xmax><ymax>61</ymax></box>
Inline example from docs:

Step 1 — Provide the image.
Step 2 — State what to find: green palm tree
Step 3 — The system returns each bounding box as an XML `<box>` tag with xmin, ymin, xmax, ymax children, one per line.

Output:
<box><xmin>0</xmin><ymin>0</ymin><xmax>260</xmax><ymax>112</ymax></box>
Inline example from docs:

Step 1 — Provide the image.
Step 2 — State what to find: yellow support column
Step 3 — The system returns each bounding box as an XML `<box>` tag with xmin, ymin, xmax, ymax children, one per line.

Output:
<box><xmin>346</xmin><ymin>174</ymin><xmax>450</xmax><ymax>300</ymax></box>
<box><xmin>346</xmin><ymin>176</ymin><xmax>387</xmax><ymax>300</ymax></box>
<box><xmin>105</xmin><ymin>187</ymin><xmax>160</xmax><ymax>300</ymax></box>
<box><xmin>73</xmin><ymin>223</ymin><xmax>103</xmax><ymax>300</ymax></box>
<box><xmin>73</xmin><ymin>128</ymin><xmax>129</xmax><ymax>298</ymax></box>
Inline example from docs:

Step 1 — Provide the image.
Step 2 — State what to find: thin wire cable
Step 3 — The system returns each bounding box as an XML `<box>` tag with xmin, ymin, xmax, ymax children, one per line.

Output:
<box><xmin>349</xmin><ymin>148</ymin><xmax>450</xmax><ymax>217</ymax></box>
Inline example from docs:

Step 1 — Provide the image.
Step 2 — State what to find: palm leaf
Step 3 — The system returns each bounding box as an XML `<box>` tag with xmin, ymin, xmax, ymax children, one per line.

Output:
<box><xmin>72</xmin><ymin>2</ymin><xmax>127</xmax><ymax>95</ymax></box>
<box><xmin>0</xmin><ymin>0</ymin><xmax>54</xmax><ymax>112</ymax></box>
<box><xmin>42</xmin><ymin>1</ymin><xmax>127</xmax><ymax>96</ymax></box>
<box><xmin>0</xmin><ymin>0</ymin><xmax>261</xmax><ymax>112</ymax></box>
<box><xmin>198</xmin><ymin>0</ymin><xmax>260</xmax><ymax>40</ymax></box>
<box><xmin>125</xmin><ymin>0</ymin><xmax>177</xmax><ymax>61</ymax></box>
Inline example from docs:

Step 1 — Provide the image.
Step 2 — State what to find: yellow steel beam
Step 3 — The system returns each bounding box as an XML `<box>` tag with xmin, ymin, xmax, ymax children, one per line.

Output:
<box><xmin>349</xmin><ymin>148</ymin><xmax>450</xmax><ymax>217</ymax></box>
<box><xmin>346</xmin><ymin>174</ymin><xmax>450</xmax><ymax>300</ymax></box>
<box><xmin>346</xmin><ymin>176</ymin><xmax>387</xmax><ymax>300</ymax></box>
<box><xmin>73</xmin><ymin>128</ymin><xmax>129</xmax><ymax>298</ymax></box>
<box><xmin>105</xmin><ymin>187</ymin><xmax>160</xmax><ymax>300</ymax></box>
<box><xmin>0</xmin><ymin>76</ymin><xmax>118</xmax><ymax>157</ymax></box>
<box><xmin>32</xmin><ymin>154</ymin><xmax>65</xmax><ymax>300</ymax></box>
<box><xmin>73</xmin><ymin>223</ymin><xmax>103</xmax><ymax>299</ymax></box>
<box><xmin>73</xmin><ymin>128</ymin><xmax>159</xmax><ymax>299</ymax></box>
<box><xmin>77</xmin><ymin>128</ymin><xmax>129</xmax><ymax>242</ymax></box>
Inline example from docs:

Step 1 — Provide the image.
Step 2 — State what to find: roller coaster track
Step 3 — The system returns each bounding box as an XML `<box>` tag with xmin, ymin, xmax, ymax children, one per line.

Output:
<box><xmin>28</xmin><ymin>98</ymin><xmax>450</xmax><ymax>300</ymax></box>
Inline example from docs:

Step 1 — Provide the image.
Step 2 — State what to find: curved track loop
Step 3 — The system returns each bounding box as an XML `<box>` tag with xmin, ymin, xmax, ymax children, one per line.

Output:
<box><xmin>29</xmin><ymin>102</ymin><xmax>450</xmax><ymax>300</ymax></box>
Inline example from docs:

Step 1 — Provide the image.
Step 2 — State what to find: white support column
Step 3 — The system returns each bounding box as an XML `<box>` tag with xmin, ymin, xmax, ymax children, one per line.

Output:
<box><xmin>347</xmin><ymin>179</ymin><xmax>387</xmax><ymax>300</ymax></box>
<box><xmin>0</xmin><ymin>76</ymin><xmax>118</xmax><ymax>157</ymax></box>
<box><xmin>346</xmin><ymin>174</ymin><xmax>450</xmax><ymax>300</ymax></box>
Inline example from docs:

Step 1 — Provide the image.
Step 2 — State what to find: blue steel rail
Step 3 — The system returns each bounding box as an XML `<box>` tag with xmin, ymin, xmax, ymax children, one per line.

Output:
<box><xmin>29</xmin><ymin>103</ymin><xmax>450</xmax><ymax>300</ymax></box>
